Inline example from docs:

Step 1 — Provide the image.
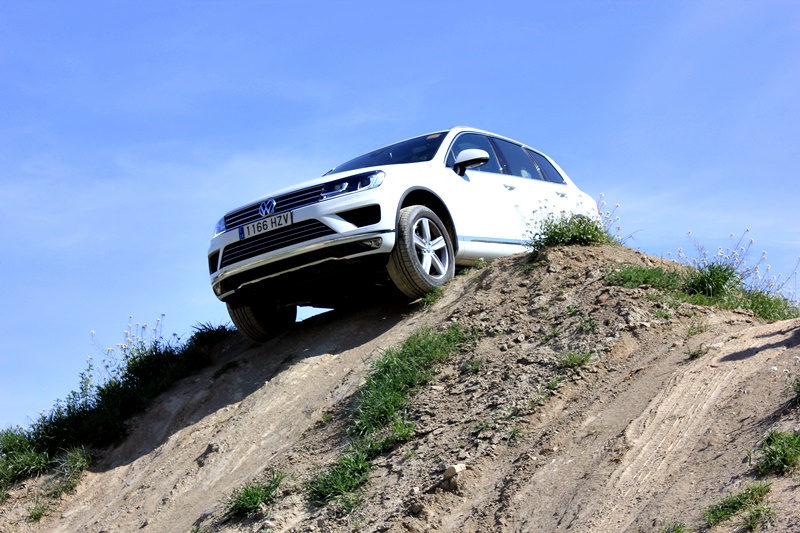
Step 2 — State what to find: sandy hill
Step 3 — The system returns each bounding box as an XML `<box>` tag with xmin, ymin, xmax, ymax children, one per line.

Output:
<box><xmin>2</xmin><ymin>245</ymin><xmax>799</xmax><ymax>532</ymax></box>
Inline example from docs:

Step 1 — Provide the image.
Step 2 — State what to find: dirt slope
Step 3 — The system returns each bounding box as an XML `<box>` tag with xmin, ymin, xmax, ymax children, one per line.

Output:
<box><xmin>2</xmin><ymin>245</ymin><xmax>799</xmax><ymax>532</ymax></box>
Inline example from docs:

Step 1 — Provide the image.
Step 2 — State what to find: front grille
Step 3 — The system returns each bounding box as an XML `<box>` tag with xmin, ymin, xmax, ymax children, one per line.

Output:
<box><xmin>224</xmin><ymin>184</ymin><xmax>325</xmax><ymax>229</ymax></box>
<box><xmin>220</xmin><ymin>220</ymin><xmax>335</xmax><ymax>268</ymax></box>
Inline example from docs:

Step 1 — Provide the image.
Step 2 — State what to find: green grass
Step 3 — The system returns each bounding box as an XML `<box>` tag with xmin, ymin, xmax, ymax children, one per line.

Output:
<box><xmin>305</xmin><ymin>324</ymin><xmax>470</xmax><ymax>508</ymax></box>
<box><xmin>684</xmin><ymin>344</ymin><xmax>709</xmax><ymax>359</ymax></box>
<box><xmin>754</xmin><ymin>429</ymin><xmax>800</xmax><ymax>476</ymax></box>
<box><xmin>702</xmin><ymin>481</ymin><xmax>771</xmax><ymax>527</ymax></box>
<box><xmin>421</xmin><ymin>285</ymin><xmax>444</xmax><ymax>308</ymax></box>
<box><xmin>606</xmin><ymin>264</ymin><xmax>799</xmax><ymax>323</ymax></box>
<box><xmin>576</xmin><ymin>315</ymin><xmax>598</xmax><ymax>334</ymax></box>
<box><xmin>226</xmin><ymin>469</ymin><xmax>284</xmax><ymax>518</ymax></box>
<box><xmin>1</xmin><ymin>321</ymin><xmax>233</xmax><ymax>497</ymax></box>
<box><xmin>742</xmin><ymin>504</ymin><xmax>775</xmax><ymax>531</ymax></box>
<box><xmin>0</xmin><ymin>428</ymin><xmax>50</xmax><ymax>499</ymax></box>
<box><xmin>350</xmin><ymin>324</ymin><xmax>468</xmax><ymax>437</ymax></box>
<box><xmin>605</xmin><ymin>265</ymin><xmax>685</xmax><ymax>292</ymax></box>
<box><xmin>47</xmin><ymin>447</ymin><xmax>91</xmax><ymax>498</ymax></box>
<box><xmin>556</xmin><ymin>351</ymin><xmax>592</xmax><ymax>369</ymax></box>
<box><xmin>27</xmin><ymin>498</ymin><xmax>48</xmax><ymax>522</ymax></box>
<box><xmin>306</xmin><ymin>448</ymin><xmax>372</xmax><ymax>506</ymax></box>
<box><xmin>527</xmin><ymin>212</ymin><xmax>616</xmax><ymax>256</ymax></box>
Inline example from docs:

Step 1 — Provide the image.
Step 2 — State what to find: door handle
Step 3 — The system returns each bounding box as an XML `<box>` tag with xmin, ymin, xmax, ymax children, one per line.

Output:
<box><xmin>504</xmin><ymin>184</ymin><xmax>515</xmax><ymax>191</ymax></box>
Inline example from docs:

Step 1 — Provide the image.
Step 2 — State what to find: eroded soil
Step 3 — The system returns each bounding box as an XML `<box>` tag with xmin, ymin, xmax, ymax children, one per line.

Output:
<box><xmin>3</xmin><ymin>245</ymin><xmax>799</xmax><ymax>532</ymax></box>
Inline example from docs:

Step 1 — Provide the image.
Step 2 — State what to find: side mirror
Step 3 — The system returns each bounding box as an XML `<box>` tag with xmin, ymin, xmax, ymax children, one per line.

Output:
<box><xmin>453</xmin><ymin>149</ymin><xmax>490</xmax><ymax>177</ymax></box>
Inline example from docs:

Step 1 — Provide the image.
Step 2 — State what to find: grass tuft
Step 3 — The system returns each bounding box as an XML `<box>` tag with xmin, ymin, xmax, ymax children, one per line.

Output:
<box><xmin>702</xmin><ymin>481</ymin><xmax>771</xmax><ymax>527</ymax></box>
<box><xmin>226</xmin><ymin>469</ymin><xmax>284</xmax><ymax>518</ymax></box>
<box><xmin>305</xmin><ymin>324</ymin><xmax>471</xmax><ymax>508</ymax></box>
<box><xmin>754</xmin><ymin>429</ymin><xmax>800</xmax><ymax>476</ymax></box>
<box><xmin>528</xmin><ymin>212</ymin><xmax>615</xmax><ymax>256</ymax></box>
<box><xmin>556</xmin><ymin>351</ymin><xmax>592</xmax><ymax>369</ymax></box>
<box><xmin>606</xmin><ymin>264</ymin><xmax>799</xmax><ymax>323</ymax></box>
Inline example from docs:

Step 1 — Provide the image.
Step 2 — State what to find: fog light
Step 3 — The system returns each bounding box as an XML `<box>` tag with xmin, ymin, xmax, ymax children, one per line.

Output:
<box><xmin>361</xmin><ymin>238</ymin><xmax>382</xmax><ymax>249</ymax></box>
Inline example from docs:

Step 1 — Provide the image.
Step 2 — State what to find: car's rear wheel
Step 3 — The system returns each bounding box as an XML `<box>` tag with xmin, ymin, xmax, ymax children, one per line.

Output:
<box><xmin>226</xmin><ymin>300</ymin><xmax>297</xmax><ymax>343</ymax></box>
<box><xmin>387</xmin><ymin>205</ymin><xmax>455</xmax><ymax>298</ymax></box>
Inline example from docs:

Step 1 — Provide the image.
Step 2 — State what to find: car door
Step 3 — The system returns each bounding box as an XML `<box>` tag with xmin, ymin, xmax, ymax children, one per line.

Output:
<box><xmin>488</xmin><ymin>137</ymin><xmax>574</xmax><ymax>234</ymax></box>
<box><xmin>443</xmin><ymin>133</ymin><xmax>532</xmax><ymax>260</ymax></box>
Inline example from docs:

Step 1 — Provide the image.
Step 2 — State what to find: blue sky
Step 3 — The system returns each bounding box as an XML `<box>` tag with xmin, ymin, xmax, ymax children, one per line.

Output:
<box><xmin>2</xmin><ymin>1</ymin><xmax>798</xmax><ymax>428</ymax></box>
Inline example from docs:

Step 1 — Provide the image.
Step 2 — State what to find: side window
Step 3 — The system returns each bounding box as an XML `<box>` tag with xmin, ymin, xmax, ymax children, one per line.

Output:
<box><xmin>445</xmin><ymin>133</ymin><xmax>502</xmax><ymax>174</ymax></box>
<box><xmin>525</xmin><ymin>149</ymin><xmax>567</xmax><ymax>184</ymax></box>
<box><xmin>491</xmin><ymin>138</ymin><xmax>545</xmax><ymax>180</ymax></box>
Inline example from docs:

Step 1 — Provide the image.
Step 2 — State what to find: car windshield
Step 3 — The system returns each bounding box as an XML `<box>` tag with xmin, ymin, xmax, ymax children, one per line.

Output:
<box><xmin>328</xmin><ymin>131</ymin><xmax>448</xmax><ymax>174</ymax></box>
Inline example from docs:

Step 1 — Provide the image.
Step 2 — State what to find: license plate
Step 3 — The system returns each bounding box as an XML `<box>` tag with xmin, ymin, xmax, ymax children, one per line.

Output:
<box><xmin>239</xmin><ymin>212</ymin><xmax>293</xmax><ymax>240</ymax></box>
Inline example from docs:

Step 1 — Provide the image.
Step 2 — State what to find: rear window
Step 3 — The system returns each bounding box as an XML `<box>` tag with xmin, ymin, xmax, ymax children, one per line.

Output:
<box><xmin>525</xmin><ymin>149</ymin><xmax>566</xmax><ymax>184</ymax></box>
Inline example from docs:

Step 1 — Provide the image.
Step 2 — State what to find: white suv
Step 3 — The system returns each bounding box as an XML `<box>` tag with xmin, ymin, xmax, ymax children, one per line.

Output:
<box><xmin>208</xmin><ymin>127</ymin><xmax>597</xmax><ymax>341</ymax></box>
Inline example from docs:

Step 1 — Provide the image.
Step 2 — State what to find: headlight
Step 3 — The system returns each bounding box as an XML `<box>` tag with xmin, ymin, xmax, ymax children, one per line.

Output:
<box><xmin>321</xmin><ymin>170</ymin><xmax>384</xmax><ymax>200</ymax></box>
<box><xmin>213</xmin><ymin>217</ymin><xmax>226</xmax><ymax>237</ymax></box>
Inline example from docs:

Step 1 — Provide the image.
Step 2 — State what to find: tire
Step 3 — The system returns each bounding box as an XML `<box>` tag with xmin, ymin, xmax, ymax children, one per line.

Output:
<box><xmin>387</xmin><ymin>205</ymin><xmax>455</xmax><ymax>299</ymax></box>
<box><xmin>226</xmin><ymin>300</ymin><xmax>297</xmax><ymax>343</ymax></box>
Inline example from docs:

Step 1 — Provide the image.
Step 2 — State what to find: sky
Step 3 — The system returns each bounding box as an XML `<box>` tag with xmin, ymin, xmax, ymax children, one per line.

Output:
<box><xmin>2</xmin><ymin>0</ymin><xmax>799</xmax><ymax>429</ymax></box>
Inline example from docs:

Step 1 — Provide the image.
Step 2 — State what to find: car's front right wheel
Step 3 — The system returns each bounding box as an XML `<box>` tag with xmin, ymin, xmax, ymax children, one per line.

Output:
<box><xmin>226</xmin><ymin>300</ymin><xmax>297</xmax><ymax>343</ymax></box>
<box><xmin>387</xmin><ymin>205</ymin><xmax>455</xmax><ymax>299</ymax></box>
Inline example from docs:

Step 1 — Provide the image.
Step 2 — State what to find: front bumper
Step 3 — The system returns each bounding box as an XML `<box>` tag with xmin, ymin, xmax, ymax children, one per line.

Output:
<box><xmin>208</xmin><ymin>187</ymin><xmax>399</xmax><ymax>301</ymax></box>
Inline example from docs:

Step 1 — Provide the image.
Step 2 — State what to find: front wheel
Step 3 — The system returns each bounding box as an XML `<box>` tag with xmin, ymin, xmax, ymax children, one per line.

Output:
<box><xmin>226</xmin><ymin>300</ymin><xmax>297</xmax><ymax>343</ymax></box>
<box><xmin>387</xmin><ymin>205</ymin><xmax>455</xmax><ymax>299</ymax></box>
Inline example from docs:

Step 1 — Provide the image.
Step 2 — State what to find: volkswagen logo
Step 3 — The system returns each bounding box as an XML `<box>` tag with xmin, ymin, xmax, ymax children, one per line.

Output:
<box><xmin>258</xmin><ymin>198</ymin><xmax>277</xmax><ymax>217</ymax></box>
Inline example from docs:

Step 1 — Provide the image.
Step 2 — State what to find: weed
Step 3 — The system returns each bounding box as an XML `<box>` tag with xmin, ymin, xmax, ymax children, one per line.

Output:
<box><xmin>306</xmin><ymin>324</ymin><xmax>470</xmax><ymax>508</ymax></box>
<box><xmin>421</xmin><ymin>285</ymin><xmax>444</xmax><ymax>308</ymax></box>
<box><xmin>540</xmin><ymin>325</ymin><xmax>560</xmax><ymax>343</ymax></box>
<box><xmin>557</xmin><ymin>351</ymin><xmax>592</xmax><ymax>369</ymax></box>
<box><xmin>527</xmin><ymin>212</ymin><xmax>615</xmax><ymax>256</ymax></box>
<box><xmin>605</xmin><ymin>265</ymin><xmax>684</xmax><ymax>292</ymax></box>
<box><xmin>320</xmin><ymin>412</ymin><xmax>333</xmax><ymax>425</ymax></box>
<box><xmin>467</xmin><ymin>357</ymin><xmax>483</xmax><ymax>374</ymax></box>
<box><xmin>687</xmin><ymin>318</ymin><xmax>707</xmax><ymax>336</ymax></box>
<box><xmin>402</xmin><ymin>449</ymin><xmax>418</xmax><ymax>460</ymax></box>
<box><xmin>545</xmin><ymin>376</ymin><xmax>561</xmax><ymax>390</ymax></box>
<box><xmin>27</xmin><ymin>499</ymin><xmax>47</xmax><ymax>522</ymax></box>
<box><xmin>507</xmin><ymin>427</ymin><xmax>523</xmax><ymax>444</ymax></box>
<box><xmin>702</xmin><ymin>481</ymin><xmax>771</xmax><ymax>527</ymax></box>
<box><xmin>0</xmin><ymin>428</ymin><xmax>49</xmax><ymax>492</ymax></box>
<box><xmin>48</xmin><ymin>446</ymin><xmax>90</xmax><ymax>498</ymax></box>
<box><xmin>684</xmin><ymin>262</ymin><xmax>738</xmax><ymax>298</ymax></box>
<box><xmin>577</xmin><ymin>315</ymin><xmax>598</xmax><ymax>334</ymax></box>
<box><xmin>653</xmin><ymin>308</ymin><xmax>672</xmax><ymax>320</ymax></box>
<box><xmin>684</xmin><ymin>344</ymin><xmax>709</xmax><ymax>359</ymax></box>
<box><xmin>605</xmin><ymin>255</ymin><xmax>799</xmax><ymax>323</ymax></box>
<box><xmin>742</xmin><ymin>504</ymin><xmax>775</xmax><ymax>531</ymax></box>
<box><xmin>472</xmin><ymin>419</ymin><xmax>495</xmax><ymax>435</ymax></box>
<box><xmin>1</xmin><ymin>319</ymin><xmax>230</xmax><ymax>493</ymax></box>
<box><xmin>566</xmin><ymin>305</ymin><xmax>578</xmax><ymax>316</ymax></box>
<box><xmin>227</xmin><ymin>469</ymin><xmax>284</xmax><ymax>518</ymax></box>
<box><xmin>306</xmin><ymin>449</ymin><xmax>371</xmax><ymax>506</ymax></box>
<box><xmin>351</xmin><ymin>325</ymin><xmax>468</xmax><ymax>437</ymax></box>
<box><xmin>755</xmin><ymin>429</ymin><xmax>800</xmax><ymax>476</ymax></box>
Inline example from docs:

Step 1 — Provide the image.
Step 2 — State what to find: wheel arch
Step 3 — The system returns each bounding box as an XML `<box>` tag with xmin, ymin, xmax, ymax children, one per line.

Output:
<box><xmin>397</xmin><ymin>188</ymin><xmax>459</xmax><ymax>254</ymax></box>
